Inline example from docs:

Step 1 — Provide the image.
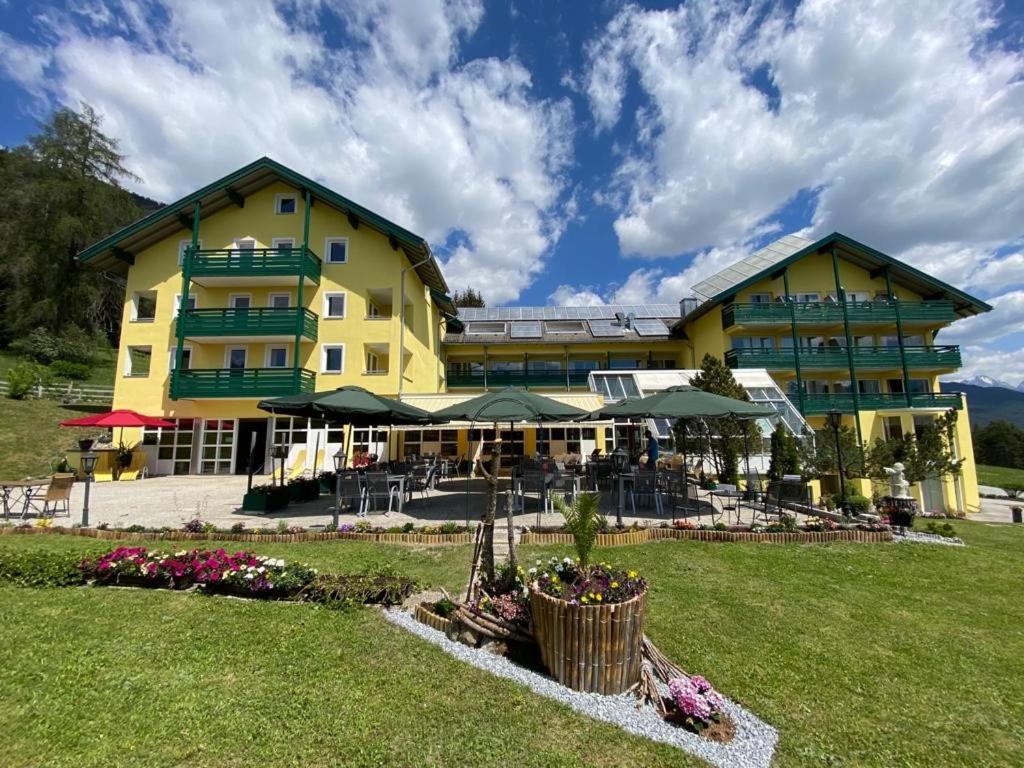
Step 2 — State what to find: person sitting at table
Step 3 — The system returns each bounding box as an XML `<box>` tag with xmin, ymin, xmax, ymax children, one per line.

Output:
<box><xmin>644</xmin><ymin>429</ymin><xmax>659</xmax><ymax>470</ymax></box>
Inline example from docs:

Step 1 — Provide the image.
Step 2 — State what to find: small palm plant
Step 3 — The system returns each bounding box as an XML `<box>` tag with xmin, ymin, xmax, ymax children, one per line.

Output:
<box><xmin>552</xmin><ymin>492</ymin><xmax>605</xmax><ymax>567</ymax></box>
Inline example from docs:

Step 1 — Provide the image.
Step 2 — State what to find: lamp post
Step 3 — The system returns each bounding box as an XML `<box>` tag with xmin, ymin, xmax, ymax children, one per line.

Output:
<box><xmin>80</xmin><ymin>451</ymin><xmax>98</xmax><ymax>528</ymax></box>
<box><xmin>332</xmin><ymin>448</ymin><xmax>345</xmax><ymax>527</ymax></box>
<box><xmin>826</xmin><ymin>409</ymin><xmax>849</xmax><ymax>517</ymax></box>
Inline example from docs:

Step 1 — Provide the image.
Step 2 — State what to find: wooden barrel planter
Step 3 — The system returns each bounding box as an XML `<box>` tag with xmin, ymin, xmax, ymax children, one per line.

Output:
<box><xmin>529</xmin><ymin>587</ymin><xmax>647</xmax><ymax>695</ymax></box>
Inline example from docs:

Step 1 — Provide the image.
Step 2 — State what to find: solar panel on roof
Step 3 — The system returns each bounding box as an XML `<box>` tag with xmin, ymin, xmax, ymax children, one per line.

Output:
<box><xmin>632</xmin><ymin>318</ymin><xmax>669</xmax><ymax>336</ymax></box>
<box><xmin>509</xmin><ymin>321</ymin><xmax>542</xmax><ymax>338</ymax></box>
<box><xmin>690</xmin><ymin>234</ymin><xmax>814</xmax><ymax>300</ymax></box>
<box><xmin>588</xmin><ymin>319</ymin><xmax>626</xmax><ymax>337</ymax></box>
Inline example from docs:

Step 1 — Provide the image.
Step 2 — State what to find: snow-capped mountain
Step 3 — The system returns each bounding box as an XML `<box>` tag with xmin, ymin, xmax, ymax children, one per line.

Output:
<box><xmin>950</xmin><ymin>375</ymin><xmax>1023</xmax><ymax>390</ymax></box>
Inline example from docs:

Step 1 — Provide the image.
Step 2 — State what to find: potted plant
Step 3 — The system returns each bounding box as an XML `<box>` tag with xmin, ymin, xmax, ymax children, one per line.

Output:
<box><xmin>529</xmin><ymin>492</ymin><xmax>648</xmax><ymax>694</ymax></box>
<box><xmin>78</xmin><ymin>438</ymin><xmax>95</xmax><ymax>451</ymax></box>
<box><xmin>287</xmin><ymin>477</ymin><xmax>319</xmax><ymax>503</ymax></box>
<box><xmin>242</xmin><ymin>484</ymin><xmax>290</xmax><ymax>512</ymax></box>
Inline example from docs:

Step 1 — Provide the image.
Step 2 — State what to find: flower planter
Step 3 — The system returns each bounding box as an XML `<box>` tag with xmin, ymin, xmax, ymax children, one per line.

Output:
<box><xmin>529</xmin><ymin>586</ymin><xmax>647</xmax><ymax>695</ymax></box>
<box><xmin>414</xmin><ymin>603</ymin><xmax>455</xmax><ymax>634</ymax></box>
<box><xmin>242</xmin><ymin>487</ymin><xmax>290</xmax><ymax>512</ymax></box>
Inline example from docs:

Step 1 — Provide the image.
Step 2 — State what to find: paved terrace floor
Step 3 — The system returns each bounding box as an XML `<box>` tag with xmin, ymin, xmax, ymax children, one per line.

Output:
<box><xmin>10</xmin><ymin>475</ymin><xmax>1020</xmax><ymax>529</ymax></box>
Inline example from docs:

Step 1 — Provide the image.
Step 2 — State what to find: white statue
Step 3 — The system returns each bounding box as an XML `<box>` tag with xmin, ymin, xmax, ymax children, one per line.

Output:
<box><xmin>884</xmin><ymin>462</ymin><xmax>911</xmax><ymax>499</ymax></box>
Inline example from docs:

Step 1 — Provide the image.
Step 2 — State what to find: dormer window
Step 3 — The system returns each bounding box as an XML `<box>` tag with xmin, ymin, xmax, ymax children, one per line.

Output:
<box><xmin>275</xmin><ymin>194</ymin><xmax>297</xmax><ymax>214</ymax></box>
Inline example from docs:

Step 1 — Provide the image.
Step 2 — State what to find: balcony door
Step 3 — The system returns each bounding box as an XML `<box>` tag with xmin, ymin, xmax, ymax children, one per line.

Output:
<box><xmin>226</xmin><ymin>347</ymin><xmax>247</xmax><ymax>370</ymax></box>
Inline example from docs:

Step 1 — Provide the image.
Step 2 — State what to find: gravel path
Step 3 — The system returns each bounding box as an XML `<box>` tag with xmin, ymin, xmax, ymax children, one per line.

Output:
<box><xmin>893</xmin><ymin>530</ymin><xmax>965</xmax><ymax>547</ymax></box>
<box><xmin>383</xmin><ymin>609</ymin><xmax>778</xmax><ymax>768</ymax></box>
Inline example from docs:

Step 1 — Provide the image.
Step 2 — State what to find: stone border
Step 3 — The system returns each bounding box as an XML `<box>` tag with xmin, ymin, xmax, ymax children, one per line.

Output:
<box><xmin>0</xmin><ymin>526</ymin><xmax>473</xmax><ymax>545</ymax></box>
<box><xmin>414</xmin><ymin>602</ymin><xmax>455</xmax><ymax>634</ymax></box>
<box><xmin>384</xmin><ymin>608</ymin><xmax>778</xmax><ymax>768</ymax></box>
<box><xmin>521</xmin><ymin>528</ymin><xmax>893</xmax><ymax>546</ymax></box>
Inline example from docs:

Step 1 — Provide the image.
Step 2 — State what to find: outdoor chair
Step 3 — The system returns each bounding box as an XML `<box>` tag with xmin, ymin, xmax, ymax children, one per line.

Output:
<box><xmin>409</xmin><ymin>463</ymin><xmax>438</xmax><ymax>499</ymax></box>
<box><xmin>520</xmin><ymin>469</ymin><xmax>551</xmax><ymax>522</ymax></box>
<box><xmin>628</xmin><ymin>471</ymin><xmax>663</xmax><ymax>516</ymax></box>
<box><xmin>713</xmin><ymin>483</ymin><xmax>740</xmax><ymax>524</ymax></box>
<box><xmin>22</xmin><ymin>473</ymin><xmax>74</xmax><ymax>518</ymax></box>
<box><xmin>118</xmin><ymin>452</ymin><xmax>149</xmax><ymax>481</ymax></box>
<box><xmin>661</xmin><ymin>474</ymin><xmax>711</xmax><ymax>524</ymax></box>
<box><xmin>337</xmin><ymin>471</ymin><xmax>365</xmax><ymax>516</ymax></box>
<box><xmin>363</xmin><ymin>472</ymin><xmax>399</xmax><ymax>515</ymax></box>
<box><xmin>759</xmin><ymin>475</ymin><xmax>812</xmax><ymax>524</ymax></box>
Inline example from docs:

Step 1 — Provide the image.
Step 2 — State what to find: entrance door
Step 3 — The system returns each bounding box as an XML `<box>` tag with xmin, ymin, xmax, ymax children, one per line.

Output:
<box><xmin>920</xmin><ymin>476</ymin><xmax>945</xmax><ymax>514</ymax></box>
<box><xmin>235</xmin><ymin>419</ymin><xmax>268</xmax><ymax>475</ymax></box>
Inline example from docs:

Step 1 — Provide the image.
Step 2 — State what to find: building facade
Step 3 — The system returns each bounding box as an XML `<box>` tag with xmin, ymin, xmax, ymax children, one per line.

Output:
<box><xmin>79</xmin><ymin>160</ymin><xmax>988</xmax><ymax>513</ymax></box>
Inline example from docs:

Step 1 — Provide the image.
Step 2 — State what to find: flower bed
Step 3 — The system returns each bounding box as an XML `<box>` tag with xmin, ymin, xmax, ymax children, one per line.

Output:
<box><xmin>414</xmin><ymin>599</ymin><xmax>456</xmax><ymax>634</ymax></box>
<box><xmin>74</xmin><ymin>545</ymin><xmax>417</xmax><ymax>606</ymax></box>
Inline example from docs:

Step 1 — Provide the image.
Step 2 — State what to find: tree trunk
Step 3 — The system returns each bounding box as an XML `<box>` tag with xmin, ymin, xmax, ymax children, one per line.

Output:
<box><xmin>476</xmin><ymin>437</ymin><xmax>502</xmax><ymax>583</ymax></box>
<box><xmin>506</xmin><ymin>487</ymin><xmax>518</xmax><ymax>575</ymax></box>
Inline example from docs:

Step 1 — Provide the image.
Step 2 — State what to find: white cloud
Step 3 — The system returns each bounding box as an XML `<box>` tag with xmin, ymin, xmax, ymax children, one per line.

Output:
<box><xmin>6</xmin><ymin>0</ymin><xmax>572</xmax><ymax>304</ymax></box>
<box><xmin>547</xmin><ymin>285</ymin><xmax>606</xmax><ymax>306</ymax></box>
<box><xmin>583</xmin><ymin>0</ymin><xmax>1024</xmax><ymax>276</ymax></box>
<box><xmin>0</xmin><ymin>31</ymin><xmax>52</xmax><ymax>96</ymax></box>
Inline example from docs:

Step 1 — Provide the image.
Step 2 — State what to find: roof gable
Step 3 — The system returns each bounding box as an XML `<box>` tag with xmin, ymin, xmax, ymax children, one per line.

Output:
<box><xmin>682</xmin><ymin>232</ymin><xmax>991</xmax><ymax>322</ymax></box>
<box><xmin>77</xmin><ymin>156</ymin><xmax>450</xmax><ymax>302</ymax></box>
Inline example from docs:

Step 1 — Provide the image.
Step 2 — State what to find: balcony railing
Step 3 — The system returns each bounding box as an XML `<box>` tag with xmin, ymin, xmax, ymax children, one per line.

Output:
<box><xmin>724</xmin><ymin>345</ymin><xmax>961</xmax><ymax>370</ymax></box>
<box><xmin>798</xmin><ymin>391</ymin><xmax>963</xmax><ymax>415</ymax></box>
<box><xmin>722</xmin><ymin>299</ymin><xmax>957</xmax><ymax>328</ymax></box>
<box><xmin>179</xmin><ymin>307</ymin><xmax>318</xmax><ymax>341</ymax></box>
<box><xmin>186</xmin><ymin>247</ymin><xmax>321</xmax><ymax>283</ymax></box>
<box><xmin>171</xmin><ymin>368</ymin><xmax>316</xmax><ymax>399</ymax></box>
<box><xmin>447</xmin><ymin>369</ymin><xmax>592</xmax><ymax>389</ymax></box>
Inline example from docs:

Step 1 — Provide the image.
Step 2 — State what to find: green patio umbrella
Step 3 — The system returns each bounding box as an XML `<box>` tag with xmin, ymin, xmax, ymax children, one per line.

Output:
<box><xmin>430</xmin><ymin>387</ymin><xmax>589</xmax><ymax>423</ymax></box>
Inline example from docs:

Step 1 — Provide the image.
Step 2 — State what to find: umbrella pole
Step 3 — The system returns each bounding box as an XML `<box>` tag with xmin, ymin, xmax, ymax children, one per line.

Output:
<box><xmin>678</xmin><ymin>418</ymin><xmax>686</xmax><ymax>524</ymax></box>
<box><xmin>313</xmin><ymin>432</ymin><xmax>321</xmax><ymax>476</ymax></box>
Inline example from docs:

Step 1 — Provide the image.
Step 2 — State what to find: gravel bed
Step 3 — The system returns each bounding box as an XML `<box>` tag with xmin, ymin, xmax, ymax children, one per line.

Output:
<box><xmin>383</xmin><ymin>608</ymin><xmax>778</xmax><ymax>768</ymax></box>
<box><xmin>893</xmin><ymin>530</ymin><xmax>965</xmax><ymax>547</ymax></box>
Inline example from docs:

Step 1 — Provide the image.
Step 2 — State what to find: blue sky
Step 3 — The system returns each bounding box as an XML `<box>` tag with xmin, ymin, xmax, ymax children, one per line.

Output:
<box><xmin>1</xmin><ymin>0</ymin><xmax>1024</xmax><ymax>381</ymax></box>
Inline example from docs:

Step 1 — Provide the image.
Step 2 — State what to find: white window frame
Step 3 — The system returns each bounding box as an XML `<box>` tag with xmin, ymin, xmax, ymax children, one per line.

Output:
<box><xmin>174</xmin><ymin>293</ymin><xmax>198</xmax><ymax>317</ymax></box>
<box><xmin>229</xmin><ymin>293</ymin><xmax>252</xmax><ymax>310</ymax></box>
<box><xmin>795</xmin><ymin>292</ymin><xmax>821</xmax><ymax>303</ymax></box>
<box><xmin>271</xmin><ymin>237</ymin><xmax>295</xmax><ymax>250</ymax></box>
<box><xmin>366</xmin><ymin>351</ymin><xmax>382</xmax><ymax>374</ymax></box>
<box><xmin>131</xmin><ymin>291</ymin><xmax>158</xmax><ymax>323</ymax></box>
<box><xmin>233</xmin><ymin>237</ymin><xmax>256</xmax><ymax>251</ymax></box>
<box><xmin>169</xmin><ymin>345</ymin><xmax>193</xmax><ymax>372</ymax></box>
<box><xmin>323</xmin><ymin>292</ymin><xmax>346</xmax><ymax>319</ymax></box>
<box><xmin>178</xmin><ymin>238</ymin><xmax>202</xmax><ymax>266</ymax></box>
<box><xmin>321</xmin><ymin>344</ymin><xmax>345</xmax><ymax>374</ymax></box>
<box><xmin>225</xmin><ymin>346</ymin><xmax>248</xmax><ymax>369</ymax></box>
<box><xmin>324</xmin><ymin>237</ymin><xmax>348</xmax><ymax>264</ymax></box>
<box><xmin>124</xmin><ymin>346</ymin><xmax>152</xmax><ymax>378</ymax></box>
<box><xmin>265</xmin><ymin>346</ymin><xmax>289</xmax><ymax>368</ymax></box>
<box><xmin>268</xmin><ymin>292</ymin><xmax>292</xmax><ymax>308</ymax></box>
<box><xmin>275</xmin><ymin>193</ymin><xmax>297</xmax><ymax>215</ymax></box>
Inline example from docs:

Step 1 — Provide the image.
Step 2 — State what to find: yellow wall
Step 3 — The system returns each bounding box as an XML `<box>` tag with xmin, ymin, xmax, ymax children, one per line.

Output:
<box><xmin>113</xmin><ymin>181</ymin><xmax>442</xmax><ymax>422</ymax></box>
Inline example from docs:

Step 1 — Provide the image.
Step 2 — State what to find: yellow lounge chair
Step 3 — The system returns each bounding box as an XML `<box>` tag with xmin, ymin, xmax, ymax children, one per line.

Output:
<box><xmin>118</xmin><ymin>452</ymin><xmax>149</xmax><ymax>481</ymax></box>
<box><xmin>285</xmin><ymin>449</ymin><xmax>308</xmax><ymax>481</ymax></box>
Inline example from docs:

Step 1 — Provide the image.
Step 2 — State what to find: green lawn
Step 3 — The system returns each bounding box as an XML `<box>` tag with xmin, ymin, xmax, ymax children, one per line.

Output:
<box><xmin>1</xmin><ymin>522</ymin><xmax>1022</xmax><ymax>767</ymax></box>
<box><xmin>0</xmin><ymin>397</ymin><xmax>107</xmax><ymax>479</ymax></box>
<box><xmin>976</xmin><ymin>463</ymin><xmax>1024</xmax><ymax>489</ymax></box>
<box><xmin>0</xmin><ymin>347</ymin><xmax>118</xmax><ymax>387</ymax></box>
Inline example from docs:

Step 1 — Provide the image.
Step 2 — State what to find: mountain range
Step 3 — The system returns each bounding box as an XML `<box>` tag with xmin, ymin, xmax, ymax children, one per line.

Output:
<box><xmin>951</xmin><ymin>375</ymin><xmax>1024</xmax><ymax>391</ymax></box>
<box><xmin>940</xmin><ymin>381</ymin><xmax>1024</xmax><ymax>429</ymax></box>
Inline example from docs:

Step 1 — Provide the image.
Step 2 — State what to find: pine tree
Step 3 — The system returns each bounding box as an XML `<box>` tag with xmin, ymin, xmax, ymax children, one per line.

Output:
<box><xmin>0</xmin><ymin>103</ymin><xmax>144</xmax><ymax>348</ymax></box>
<box><xmin>767</xmin><ymin>423</ymin><xmax>801</xmax><ymax>481</ymax></box>
<box><xmin>453</xmin><ymin>287</ymin><xmax>486</xmax><ymax>308</ymax></box>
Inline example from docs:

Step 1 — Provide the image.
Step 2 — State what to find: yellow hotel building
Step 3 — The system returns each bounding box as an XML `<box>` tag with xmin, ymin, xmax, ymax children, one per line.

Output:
<box><xmin>79</xmin><ymin>158</ymin><xmax>989</xmax><ymax>514</ymax></box>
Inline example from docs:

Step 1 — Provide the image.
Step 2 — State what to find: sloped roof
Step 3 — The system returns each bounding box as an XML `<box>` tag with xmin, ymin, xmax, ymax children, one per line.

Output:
<box><xmin>682</xmin><ymin>232</ymin><xmax>992</xmax><ymax>324</ymax></box>
<box><xmin>77</xmin><ymin>156</ymin><xmax>452</xmax><ymax>310</ymax></box>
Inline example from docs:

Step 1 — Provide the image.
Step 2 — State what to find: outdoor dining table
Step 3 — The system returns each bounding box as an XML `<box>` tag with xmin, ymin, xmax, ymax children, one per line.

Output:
<box><xmin>710</xmin><ymin>488</ymin><xmax>744</xmax><ymax>524</ymax></box>
<box><xmin>387</xmin><ymin>474</ymin><xmax>408</xmax><ymax>513</ymax></box>
<box><xmin>1</xmin><ymin>479</ymin><xmax>50</xmax><ymax>519</ymax></box>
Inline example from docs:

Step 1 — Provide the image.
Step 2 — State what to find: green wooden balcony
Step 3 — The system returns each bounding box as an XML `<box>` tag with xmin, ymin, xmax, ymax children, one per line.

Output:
<box><xmin>798</xmin><ymin>391</ymin><xmax>963</xmax><ymax>415</ymax></box>
<box><xmin>179</xmin><ymin>307</ymin><xmax>318</xmax><ymax>342</ymax></box>
<box><xmin>447</xmin><ymin>368</ymin><xmax>592</xmax><ymax>389</ymax></box>
<box><xmin>722</xmin><ymin>299</ymin><xmax>957</xmax><ymax>329</ymax></box>
<box><xmin>171</xmin><ymin>368</ymin><xmax>316</xmax><ymax>399</ymax></box>
<box><xmin>724</xmin><ymin>345</ymin><xmax>961</xmax><ymax>371</ymax></box>
<box><xmin>186</xmin><ymin>246</ymin><xmax>321</xmax><ymax>285</ymax></box>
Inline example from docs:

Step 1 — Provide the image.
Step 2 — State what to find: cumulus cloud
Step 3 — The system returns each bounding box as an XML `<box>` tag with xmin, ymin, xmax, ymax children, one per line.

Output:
<box><xmin>4</xmin><ymin>0</ymin><xmax>572</xmax><ymax>304</ymax></box>
<box><xmin>584</xmin><ymin>0</ymin><xmax>1024</xmax><ymax>266</ymax></box>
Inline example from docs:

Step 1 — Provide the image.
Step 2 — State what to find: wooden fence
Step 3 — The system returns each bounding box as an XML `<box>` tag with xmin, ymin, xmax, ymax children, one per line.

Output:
<box><xmin>0</xmin><ymin>380</ymin><xmax>114</xmax><ymax>405</ymax></box>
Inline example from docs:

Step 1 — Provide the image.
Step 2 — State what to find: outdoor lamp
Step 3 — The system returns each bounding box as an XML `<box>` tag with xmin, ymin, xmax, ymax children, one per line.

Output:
<box><xmin>333</xmin><ymin>448</ymin><xmax>345</xmax><ymax>472</ymax></box>
<box><xmin>826</xmin><ymin>409</ymin><xmax>842</xmax><ymax>431</ymax></box>
<box><xmin>81</xmin><ymin>451</ymin><xmax>98</xmax><ymax>528</ymax></box>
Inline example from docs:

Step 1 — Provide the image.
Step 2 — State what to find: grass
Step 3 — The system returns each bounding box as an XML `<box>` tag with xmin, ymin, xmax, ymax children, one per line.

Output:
<box><xmin>0</xmin><ymin>397</ymin><xmax>107</xmax><ymax>479</ymax></box>
<box><xmin>0</xmin><ymin>347</ymin><xmax>118</xmax><ymax>387</ymax></box>
<box><xmin>0</xmin><ymin>522</ymin><xmax>1022</xmax><ymax>766</ymax></box>
<box><xmin>976</xmin><ymin>463</ymin><xmax>1024</xmax><ymax>489</ymax></box>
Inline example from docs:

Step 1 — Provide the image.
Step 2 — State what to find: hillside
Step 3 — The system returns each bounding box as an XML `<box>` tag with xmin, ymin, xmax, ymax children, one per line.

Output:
<box><xmin>941</xmin><ymin>381</ymin><xmax>1024</xmax><ymax>428</ymax></box>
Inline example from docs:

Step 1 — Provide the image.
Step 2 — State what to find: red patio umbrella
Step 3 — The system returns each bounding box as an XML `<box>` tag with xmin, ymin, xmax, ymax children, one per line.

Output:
<box><xmin>61</xmin><ymin>409</ymin><xmax>176</xmax><ymax>447</ymax></box>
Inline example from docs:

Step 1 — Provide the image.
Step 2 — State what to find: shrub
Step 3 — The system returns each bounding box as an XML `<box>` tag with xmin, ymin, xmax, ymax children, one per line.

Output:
<box><xmin>667</xmin><ymin>675</ymin><xmax>727</xmax><ymax>734</ymax></box>
<box><xmin>48</xmin><ymin>360</ymin><xmax>91</xmax><ymax>380</ymax></box>
<box><xmin>5</xmin><ymin>361</ymin><xmax>52</xmax><ymax>399</ymax></box>
<box><xmin>846</xmin><ymin>494</ymin><xmax>872</xmax><ymax>515</ymax></box>
<box><xmin>11</xmin><ymin>327</ymin><xmax>97</xmax><ymax>365</ymax></box>
<box><xmin>181</xmin><ymin>518</ymin><xmax>203</xmax><ymax>533</ymax></box>
<box><xmin>440</xmin><ymin>521</ymin><xmax>460</xmax><ymax>535</ymax></box>
<box><xmin>925</xmin><ymin>520</ymin><xmax>957</xmax><ymax>539</ymax></box>
<box><xmin>0</xmin><ymin>548</ymin><xmax>92</xmax><ymax>587</ymax></box>
<box><xmin>299</xmin><ymin>572</ymin><xmax>417</xmax><ymax>608</ymax></box>
<box><xmin>230</xmin><ymin>521</ymin><xmax>246</xmax><ymax>533</ymax></box>
<box><xmin>402</xmin><ymin>522</ymin><xmax>415</xmax><ymax>533</ymax></box>
<box><xmin>431</xmin><ymin>597</ymin><xmax>455</xmax><ymax>618</ymax></box>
